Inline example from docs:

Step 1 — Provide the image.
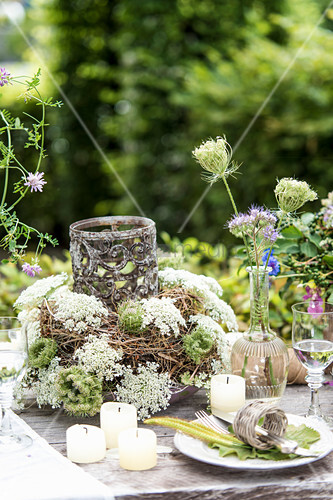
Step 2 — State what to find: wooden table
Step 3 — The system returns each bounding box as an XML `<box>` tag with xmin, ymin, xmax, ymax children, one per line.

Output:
<box><xmin>19</xmin><ymin>385</ymin><xmax>333</xmax><ymax>500</ymax></box>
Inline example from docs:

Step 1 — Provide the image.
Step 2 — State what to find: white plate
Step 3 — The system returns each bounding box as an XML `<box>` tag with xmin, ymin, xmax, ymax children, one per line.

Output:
<box><xmin>174</xmin><ymin>414</ymin><xmax>333</xmax><ymax>470</ymax></box>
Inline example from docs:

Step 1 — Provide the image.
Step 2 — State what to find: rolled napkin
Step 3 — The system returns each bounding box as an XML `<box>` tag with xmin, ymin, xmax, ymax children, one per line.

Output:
<box><xmin>233</xmin><ymin>400</ymin><xmax>288</xmax><ymax>450</ymax></box>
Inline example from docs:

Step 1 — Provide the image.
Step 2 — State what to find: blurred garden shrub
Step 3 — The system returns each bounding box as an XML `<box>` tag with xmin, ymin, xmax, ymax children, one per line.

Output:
<box><xmin>4</xmin><ymin>0</ymin><xmax>333</xmax><ymax>251</ymax></box>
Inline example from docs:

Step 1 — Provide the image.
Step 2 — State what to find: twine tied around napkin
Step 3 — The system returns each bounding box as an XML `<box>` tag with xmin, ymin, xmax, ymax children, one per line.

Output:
<box><xmin>233</xmin><ymin>400</ymin><xmax>288</xmax><ymax>450</ymax></box>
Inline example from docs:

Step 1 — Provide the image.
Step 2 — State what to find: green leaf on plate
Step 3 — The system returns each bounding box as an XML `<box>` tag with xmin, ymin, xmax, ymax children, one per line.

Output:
<box><xmin>210</xmin><ymin>443</ymin><xmax>257</xmax><ymax>461</ymax></box>
<box><xmin>211</xmin><ymin>424</ymin><xmax>320</xmax><ymax>461</ymax></box>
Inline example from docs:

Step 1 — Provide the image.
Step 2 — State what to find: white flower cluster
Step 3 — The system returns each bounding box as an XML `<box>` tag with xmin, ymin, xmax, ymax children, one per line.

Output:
<box><xmin>116</xmin><ymin>362</ymin><xmax>171</xmax><ymax>420</ymax></box>
<box><xmin>159</xmin><ymin>267</ymin><xmax>223</xmax><ymax>297</ymax></box>
<box><xmin>33</xmin><ymin>357</ymin><xmax>62</xmax><ymax>409</ymax></box>
<box><xmin>14</xmin><ymin>273</ymin><xmax>69</xmax><ymax>310</ymax></box>
<box><xmin>204</xmin><ymin>293</ymin><xmax>238</xmax><ymax>332</ymax></box>
<box><xmin>74</xmin><ymin>334</ymin><xmax>123</xmax><ymax>381</ymax></box>
<box><xmin>141</xmin><ymin>296</ymin><xmax>186</xmax><ymax>336</ymax></box>
<box><xmin>159</xmin><ymin>268</ymin><xmax>238</xmax><ymax>331</ymax></box>
<box><xmin>53</xmin><ymin>291</ymin><xmax>109</xmax><ymax>333</ymax></box>
<box><xmin>17</xmin><ymin>308</ymin><xmax>41</xmax><ymax>343</ymax></box>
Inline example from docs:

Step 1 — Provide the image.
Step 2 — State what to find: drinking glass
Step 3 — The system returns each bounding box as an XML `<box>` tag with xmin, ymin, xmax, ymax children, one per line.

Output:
<box><xmin>0</xmin><ymin>317</ymin><xmax>32</xmax><ymax>452</ymax></box>
<box><xmin>292</xmin><ymin>302</ymin><xmax>333</xmax><ymax>426</ymax></box>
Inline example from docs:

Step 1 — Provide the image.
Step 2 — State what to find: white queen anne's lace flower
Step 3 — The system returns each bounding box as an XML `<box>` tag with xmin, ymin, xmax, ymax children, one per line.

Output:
<box><xmin>159</xmin><ymin>267</ymin><xmax>223</xmax><ymax>297</ymax></box>
<box><xmin>74</xmin><ymin>334</ymin><xmax>123</xmax><ymax>381</ymax></box>
<box><xmin>53</xmin><ymin>291</ymin><xmax>109</xmax><ymax>333</ymax></box>
<box><xmin>159</xmin><ymin>268</ymin><xmax>238</xmax><ymax>331</ymax></box>
<box><xmin>33</xmin><ymin>357</ymin><xmax>62</xmax><ymax>409</ymax></box>
<box><xmin>141</xmin><ymin>296</ymin><xmax>186</xmax><ymax>336</ymax></box>
<box><xmin>116</xmin><ymin>362</ymin><xmax>171</xmax><ymax>420</ymax></box>
<box><xmin>14</xmin><ymin>273</ymin><xmax>69</xmax><ymax>310</ymax></box>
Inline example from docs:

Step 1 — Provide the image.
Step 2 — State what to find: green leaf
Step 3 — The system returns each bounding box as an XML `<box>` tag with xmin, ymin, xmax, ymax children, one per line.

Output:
<box><xmin>323</xmin><ymin>255</ymin><xmax>333</xmax><ymax>269</ymax></box>
<box><xmin>300</xmin><ymin>241</ymin><xmax>318</xmax><ymax>257</ymax></box>
<box><xmin>1</xmin><ymin>259</ymin><xmax>9</xmax><ymax>264</ymax></box>
<box><xmin>322</xmin><ymin>255</ymin><xmax>333</xmax><ymax>268</ymax></box>
<box><xmin>308</xmin><ymin>233</ymin><xmax>322</xmax><ymax>248</ymax></box>
<box><xmin>211</xmin><ymin>442</ymin><xmax>256</xmax><ymax>461</ymax></box>
<box><xmin>281</xmin><ymin>226</ymin><xmax>303</xmax><ymax>240</ymax></box>
<box><xmin>285</xmin><ymin>424</ymin><xmax>320</xmax><ymax>448</ymax></box>
<box><xmin>301</xmin><ymin>213</ymin><xmax>315</xmax><ymax>226</ymax></box>
<box><xmin>275</xmin><ymin>239</ymin><xmax>299</xmax><ymax>254</ymax></box>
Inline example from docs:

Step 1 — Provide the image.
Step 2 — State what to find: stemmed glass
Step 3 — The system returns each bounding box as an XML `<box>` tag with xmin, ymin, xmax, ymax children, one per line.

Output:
<box><xmin>292</xmin><ymin>302</ymin><xmax>333</xmax><ymax>427</ymax></box>
<box><xmin>0</xmin><ymin>317</ymin><xmax>32</xmax><ymax>452</ymax></box>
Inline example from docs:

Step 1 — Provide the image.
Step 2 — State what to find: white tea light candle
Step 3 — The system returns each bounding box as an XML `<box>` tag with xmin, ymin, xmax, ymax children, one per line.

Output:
<box><xmin>118</xmin><ymin>428</ymin><xmax>157</xmax><ymax>470</ymax></box>
<box><xmin>100</xmin><ymin>402</ymin><xmax>137</xmax><ymax>449</ymax></box>
<box><xmin>210</xmin><ymin>374</ymin><xmax>245</xmax><ymax>413</ymax></box>
<box><xmin>66</xmin><ymin>424</ymin><xmax>106</xmax><ymax>464</ymax></box>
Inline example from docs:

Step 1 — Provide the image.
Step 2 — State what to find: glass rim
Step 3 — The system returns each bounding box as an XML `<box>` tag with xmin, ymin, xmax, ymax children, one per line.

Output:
<box><xmin>291</xmin><ymin>301</ymin><xmax>333</xmax><ymax>315</ymax></box>
<box><xmin>246</xmin><ymin>265</ymin><xmax>272</xmax><ymax>273</ymax></box>
<box><xmin>0</xmin><ymin>316</ymin><xmax>22</xmax><ymax>329</ymax></box>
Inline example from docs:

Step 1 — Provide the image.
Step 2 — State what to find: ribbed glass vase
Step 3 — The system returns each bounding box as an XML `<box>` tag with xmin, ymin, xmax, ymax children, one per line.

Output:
<box><xmin>231</xmin><ymin>266</ymin><xmax>289</xmax><ymax>403</ymax></box>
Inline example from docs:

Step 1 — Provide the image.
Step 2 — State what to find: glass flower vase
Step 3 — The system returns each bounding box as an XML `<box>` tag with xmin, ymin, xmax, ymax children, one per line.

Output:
<box><xmin>231</xmin><ymin>266</ymin><xmax>289</xmax><ymax>404</ymax></box>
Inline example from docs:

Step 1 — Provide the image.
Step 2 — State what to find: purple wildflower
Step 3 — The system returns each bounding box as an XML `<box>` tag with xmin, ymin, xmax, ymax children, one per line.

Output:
<box><xmin>24</xmin><ymin>172</ymin><xmax>47</xmax><ymax>193</ymax></box>
<box><xmin>263</xmin><ymin>225</ymin><xmax>279</xmax><ymax>244</ymax></box>
<box><xmin>248</xmin><ymin>205</ymin><xmax>277</xmax><ymax>225</ymax></box>
<box><xmin>302</xmin><ymin>286</ymin><xmax>323</xmax><ymax>315</ymax></box>
<box><xmin>22</xmin><ymin>263</ymin><xmax>42</xmax><ymax>277</ymax></box>
<box><xmin>0</xmin><ymin>67</ymin><xmax>10</xmax><ymax>87</ymax></box>
<box><xmin>227</xmin><ymin>206</ymin><xmax>277</xmax><ymax>238</ymax></box>
<box><xmin>262</xmin><ymin>249</ymin><xmax>280</xmax><ymax>276</ymax></box>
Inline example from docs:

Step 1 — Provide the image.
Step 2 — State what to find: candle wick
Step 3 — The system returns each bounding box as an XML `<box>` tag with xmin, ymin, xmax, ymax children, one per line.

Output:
<box><xmin>227</xmin><ymin>377</ymin><xmax>229</xmax><ymax>384</ymax></box>
<box><xmin>118</xmin><ymin>407</ymin><xmax>121</xmax><ymax>413</ymax></box>
<box><xmin>136</xmin><ymin>429</ymin><xmax>139</xmax><ymax>438</ymax></box>
<box><xmin>83</xmin><ymin>426</ymin><xmax>88</xmax><ymax>434</ymax></box>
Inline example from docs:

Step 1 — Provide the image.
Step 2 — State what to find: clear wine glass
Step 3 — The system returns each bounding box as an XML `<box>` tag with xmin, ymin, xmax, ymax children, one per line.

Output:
<box><xmin>0</xmin><ymin>316</ymin><xmax>32</xmax><ymax>452</ymax></box>
<box><xmin>292</xmin><ymin>302</ymin><xmax>333</xmax><ymax>427</ymax></box>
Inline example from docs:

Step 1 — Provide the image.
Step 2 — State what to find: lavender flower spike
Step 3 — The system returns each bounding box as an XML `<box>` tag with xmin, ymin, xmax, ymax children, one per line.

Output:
<box><xmin>0</xmin><ymin>67</ymin><xmax>10</xmax><ymax>87</ymax></box>
<box><xmin>24</xmin><ymin>172</ymin><xmax>47</xmax><ymax>193</ymax></box>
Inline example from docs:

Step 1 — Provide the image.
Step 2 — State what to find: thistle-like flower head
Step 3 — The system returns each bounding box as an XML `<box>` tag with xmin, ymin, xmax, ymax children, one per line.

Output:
<box><xmin>192</xmin><ymin>136</ymin><xmax>240</xmax><ymax>183</ymax></box>
<box><xmin>275</xmin><ymin>178</ymin><xmax>317</xmax><ymax>213</ymax></box>
<box><xmin>24</xmin><ymin>171</ymin><xmax>47</xmax><ymax>193</ymax></box>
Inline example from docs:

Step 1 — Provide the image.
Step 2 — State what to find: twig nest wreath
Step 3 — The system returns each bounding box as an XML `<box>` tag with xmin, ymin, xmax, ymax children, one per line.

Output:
<box><xmin>15</xmin><ymin>267</ymin><xmax>241</xmax><ymax>420</ymax></box>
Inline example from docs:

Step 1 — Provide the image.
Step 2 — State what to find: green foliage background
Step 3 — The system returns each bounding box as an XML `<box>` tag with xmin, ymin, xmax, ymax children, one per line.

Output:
<box><xmin>2</xmin><ymin>0</ymin><xmax>333</xmax><ymax>250</ymax></box>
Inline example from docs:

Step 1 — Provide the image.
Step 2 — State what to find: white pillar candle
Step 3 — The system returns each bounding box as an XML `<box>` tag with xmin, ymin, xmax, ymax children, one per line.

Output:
<box><xmin>210</xmin><ymin>374</ymin><xmax>245</xmax><ymax>413</ymax></box>
<box><xmin>66</xmin><ymin>424</ymin><xmax>106</xmax><ymax>463</ymax></box>
<box><xmin>118</xmin><ymin>428</ymin><xmax>157</xmax><ymax>471</ymax></box>
<box><xmin>100</xmin><ymin>402</ymin><xmax>137</xmax><ymax>449</ymax></box>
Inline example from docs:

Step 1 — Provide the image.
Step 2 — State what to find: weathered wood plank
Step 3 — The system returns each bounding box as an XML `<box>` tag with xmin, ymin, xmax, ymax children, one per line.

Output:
<box><xmin>18</xmin><ymin>385</ymin><xmax>333</xmax><ymax>500</ymax></box>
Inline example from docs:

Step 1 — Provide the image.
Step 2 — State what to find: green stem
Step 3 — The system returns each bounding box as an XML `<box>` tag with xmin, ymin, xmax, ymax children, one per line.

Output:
<box><xmin>0</xmin><ymin>112</ymin><xmax>11</xmax><ymax>211</ymax></box>
<box><xmin>222</xmin><ymin>175</ymin><xmax>251</xmax><ymax>263</ymax></box>
<box><xmin>7</xmin><ymin>87</ymin><xmax>46</xmax><ymax>212</ymax></box>
<box><xmin>241</xmin><ymin>355</ymin><xmax>248</xmax><ymax>378</ymax></box>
